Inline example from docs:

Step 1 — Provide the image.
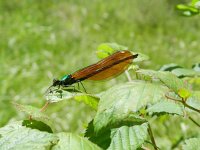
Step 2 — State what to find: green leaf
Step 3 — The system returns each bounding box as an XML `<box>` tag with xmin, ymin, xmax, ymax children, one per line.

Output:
<box><xmin>176</xmin><ymin>4</ymin><xmax>199</xmax><ymax>16</ymax></box>
<box><xmin>13</xmin><ymin>102</ymin><xmax>50</xmax><ymax>121</ymax></box>
<box><xmin>0</xmin><ymin>101</ymin><xmax>16</xmax><ymax>127</ymax></box>
<box><xmin>45</xmin><ymin>89</ymin><xmax>99</xmax><ymax>110</ymax></box>
<box><xmin>97</xmin><ymin>42</ymin><xmax>147</xmax><ymax>63</ymax></box>
<box><xmin>191</xmin><ymin>0</ymin><xmax>200</xmax><ymax>8</ymax></box>
<box><xmin>147</xmin><ymin>100</ymin><xmax>184</xmax><ymax>116</ymax></box>
<box><xmin>108</xmin><ymin>123</ymin><xmax>148</xmax><ymax>150</ymax></box>
<box><xmin>157</xmin><ymin>72</ymin><xmax>190</xmax><ymax>93</ymax></box>
<box><xmin>136</xmin><ymin>69</ymin><xmax>157</xmax><ymax>81</ymax></box>
<box><xmin>93</xmin><ymin>81</ymin><xmax>169</xmax><ymax>133</ymax></box>
<box><xmin>13</xmin><ymin>102</ymin><xmax>54</xmax><ymax>131</ymax></box>
<box><xmin>186</xmin><ymin>91</ymin><xmax>200</xmax><ymax>110</ymax></box>
<box><xmin>0</xmin><ymin>121</ymin><xmax>22</xmax><ymax>136</ymax></box>
<box><xmin>187</xmin><ymin>77</ymin><xmax>200</xmax><ymax>90</ymax></box>
<box><xmin>132</xmin><ymin>52</ymin><xmax>149</xmax><ymax>62</ymax></box>
<box><xmin>22</xmin><ymin>119</ymin><xmax>53</xmax><ymax>133</ymax></box>
<box><xmin>96</xmin><ymin>43</ymin><xmax>128</xmax><ymax>59</ymax></box>
<box><xmin>191</xmin><ymin>90</ymin><xmax>200</xmax><ymax>98</ymax></box>
<box><xmin>85</xmin><ymin>120</ymin><xmax>111</xmax><ymax>149</ymax></box>
<box><xmin>128</xmin><ymin>64</ymin><xmax>140</xmax><ymax>72</ymax></box>
<box><xmin>182</xmin><ymin>138</ymin><xmax>200</xmax><ymax>150</ymax></box>
<box><xmin>13</xmin><ymin>102</ymin><xmax>50</xmax><ymax>120</ymax></box>
<box><xmin>74</xmin><ymin>95</ymin><xmax>99</xmax><ymax>110</ymax></box>
<box><xmin>171</xmin><ymin>68</ymin><xmax>200</xmax><ymax>78</ymax></box>
<box><xmin>137</xmin><ymin>70</ymin><xmax>189</xmax><ymax>93</ymax></box>
<box><xmin>192</xmin><ymin>63</ymin><xmax>200</xmax><ymax>72</ymax></box>
<box><xmin>0</xmin><ymin>122</ymin><xmax>58</xmax><ymax>150</ymax></box>
<box><xmin>159</xmin><ymin>63</ymin><xmax>182</xmax><ymax>71</ymax></box>
<box><xmin>52</xmin><ymin>132</ymin><xmax>102</xmax><ymax>150</ymax></box>
<box><xmin>178</xmin><ymin>88</ymin><xmax>191</xmax><ymax>100</ymax></box>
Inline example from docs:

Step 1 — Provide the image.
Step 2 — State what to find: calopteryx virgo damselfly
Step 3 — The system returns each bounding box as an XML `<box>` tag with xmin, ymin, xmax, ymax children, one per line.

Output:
<box><xmin>51</xmin><ymin>50</ymin><xmax>138</xmax><ymax>89</ymax></box>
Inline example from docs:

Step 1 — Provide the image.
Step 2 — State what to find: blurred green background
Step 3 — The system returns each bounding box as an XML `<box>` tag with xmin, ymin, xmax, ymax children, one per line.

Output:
<box><xmin>0</xmin><ymin>0</ymin><xmax>200</xmax><ymax>148</ymax></box>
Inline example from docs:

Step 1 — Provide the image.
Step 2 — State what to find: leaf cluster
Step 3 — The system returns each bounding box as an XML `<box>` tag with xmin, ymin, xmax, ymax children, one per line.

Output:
<box><xmin>1</xmin><ymin>43</ymin><xmax>199</xmax><ymax>150</ymax></box>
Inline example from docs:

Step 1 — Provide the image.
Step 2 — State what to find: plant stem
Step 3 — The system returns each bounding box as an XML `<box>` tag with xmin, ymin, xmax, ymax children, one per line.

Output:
<box><xmin>147</xmin><ymin>123</ymin><xmax>158</xmax><ymax>150</ymax></box>
<box><xmin>165</xmin><ymin>94</ymin><xmax>200</xmax><ymax>114</ymax></box>
<box><xmin>184</xmin><ymin>102</ymin><xmax>200</xmax><ymax>113</ymax></box>
<box><xmin>188</xmin><ymin>116</ymin><xmax>200</xmax><ymax>128</ymax></box>
<box><xmin>125</xmin><ymin>70</ymin><xmax>132</xmax><ymax>82</ymax></box>
<box><xmin>29</xmin><ymin>115</ymin><xmax>32</xmax><ymax>120</ymax></box>
<box><xmin>165</xmin><ymin>94</ymin><xmax>182</xmax><ymax>102</ymax></box>
<box><xmin>136</xmin><ymin>72</ymin><xmax>139</xmax><ymax>79</ymax></box>
<box><xmin>165</xmin><ymin>94</ymin><xmax>200</xmax><ymax>128</ymax></box>
<box><xmin>40</xmin><ymin>101</ymin><xmax>49</xmax><ymax>112</ymax></box>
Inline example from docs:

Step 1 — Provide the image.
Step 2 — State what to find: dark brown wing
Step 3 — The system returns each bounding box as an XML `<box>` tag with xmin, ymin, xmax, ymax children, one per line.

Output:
<box><xmin>71</xmin><ymin>50</ymin><xmax>137</xmax><ymax>81</ymax></box>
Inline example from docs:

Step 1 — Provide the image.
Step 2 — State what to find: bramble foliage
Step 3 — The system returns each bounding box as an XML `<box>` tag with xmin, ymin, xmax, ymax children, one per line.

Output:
<box><xmin>176</xmin><ymin>0</ymin><xmax>200</xmax><ymax>16</ymax></box>
<box><xmin>0</xmin><ymin>43</ymin><xmax>199</xmax><ymax>150</ymax></box>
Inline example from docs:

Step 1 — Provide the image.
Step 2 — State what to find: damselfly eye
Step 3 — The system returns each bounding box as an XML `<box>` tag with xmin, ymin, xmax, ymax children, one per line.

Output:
<box><xmin>52</xmin><ymin>79</ymin><xmax>60</xmax><ymax>86</ymax></box>
<box><xmin>53</xmin><ymin>78</ymin><xmax>56</xmax><ymax>83</ymax></box>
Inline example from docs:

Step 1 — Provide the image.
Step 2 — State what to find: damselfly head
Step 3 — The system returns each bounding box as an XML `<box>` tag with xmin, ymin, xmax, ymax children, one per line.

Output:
<box><xmin>52</xmin><ymin>78</ymin><xmax>62</xmax><ymax>86</ymax></box>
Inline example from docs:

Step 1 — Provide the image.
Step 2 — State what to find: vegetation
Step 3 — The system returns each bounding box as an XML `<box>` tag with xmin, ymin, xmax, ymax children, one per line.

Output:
<box><xmin>0</xmin><ymin>0</ymin><xmax>200</xmax><ymax>150</ymax></box>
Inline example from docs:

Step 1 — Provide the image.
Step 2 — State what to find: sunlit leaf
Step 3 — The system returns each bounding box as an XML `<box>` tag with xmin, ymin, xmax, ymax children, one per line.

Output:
<box><xmin>137</xmin><ymin>70</ymin><xmax>200</xmax><ymax>112</ymax></box>
<box><xmin>156</xmin><ymin>71</ymin><xmax>190</xmax><ymax>93</ymax></box>
<box><xmin>0</xmin><ymin>122</ymin><xmax>58</xmax><ymax>150</ymax></box>
<box><xmin>171</xmin><ymin>68</ymin><xmax>200</xmax><ymax>78</ymax></box>
<box><xmin>147</xmin><ymin>100</ymin><xmax>184</xmax><ymax>116</ymax></box>
<box><xmin>136</xmin><ymin>69</ymin><xmax>158</xmax><ymax>81</ymax></box>
<box><xmin>187</xmin><ymin>77</ymin><xmax>200</xmax><ymax>90</ymax></box>
<box><xmin>45</xmin><ymin>89</ymin><xmax>99</xmax><ymax>110</ymax></box>
<box><xmin>191</xmin><ymin>90</ymin><xmax>200</xmax><ymax>98</ymax></box>
<box><xmin>0</xmin><ymin>101</ymin><xmax>16</xmax><ymax>127</ymax></box>
<box><xmin>13</xmin><ymin>102</ymin><xmax>54</xmax><ymax>131</ymax></box>
<box><xmin>186</xmin><ymin>91</ymin><xmax>200</xmax><ymax>110</ymax></box>
<box><xmin>178</xmin><ymin>88</ymin><xmax>191</xmax><ymax>100</ymax></box>
<box><xmin>52</xmin><ymin>132</ymin><xmax>102</xmax><ymax>150</ymax></box>
<box><xmin>182</xmin><ymin>138</ymin><xmax>200</xmax><ymax>150</ymax></box>
<box><xmin>96</xmin><ymin>43</ymin><xmax>128</xmax><ymax>59</ymax></box>
<box><xmin>192</xmin><ymin>63</ymin><xmax>200</xmax><ymax>72</ymax></box>
<box><xmin>176</xmin><ymin>4</ymin><xmax>199</xmax><ymax>16</ymax></box>
<box><xmin>108</xmin><ymin>123</ymin><xmax>148</xmax><ymax>150</ymax></box>
<box><xmin>96</xmin><ymin>43</ymin><xmax>147</xmax><ymax>64</ymax></box>
<box><xmin>93</xmin><ymin>81</ymin><xmax>169</xmax><ymax>133</ymax></box>
<box><xmin>159</xmin><ymin>63</ymin><xmax>182</xmax><ymax>71</ymax></box>
<box><xmin>128</xmin><ymin>65</ymin><xmax>140</xmax><ymax>72</ymax></box>
<box><xmin>190</xmin><ymin>0</ymin><xmax>200</xmax><ymax>8</ymax></box>
<box><xmin>136</xmin><ymin>70</ymin><xmax>189</xmax><ymax>93</ymax></box>
<box><xmin>13</xmin><ymin>102</ymin><xmax>50</xmax><ymax>121</ymax></box>
<box><xmin>74</xmin><ymin>95</ymin><xmax>99</xmax><ymax>110</ymax></box>
<box><xmin>132</xmin><ymin>52</ymin><xmax>149</xmax><ymax>62</ymax></box>
<box><xmin>0</xmin><ymin>121</ymin><xmax>22</xmax><ymax>136</ymax></box>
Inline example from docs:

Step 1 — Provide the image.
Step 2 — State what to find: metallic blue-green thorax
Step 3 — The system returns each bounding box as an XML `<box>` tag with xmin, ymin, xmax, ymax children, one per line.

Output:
<box><xmin>60</xmin><ymin>74</ymin><xmax>76</xmax><ymax>86</ymax></box>
<box><xmin>61</xmin><ymin>75</ymin><xmax>70</xmax><ymax>81</ymax></box>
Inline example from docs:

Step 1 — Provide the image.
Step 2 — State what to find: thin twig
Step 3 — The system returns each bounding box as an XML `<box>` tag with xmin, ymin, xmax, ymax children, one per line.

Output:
<box><xmin>188</xmin><ymin>116</ymin><xmax>200</xmax><ymax>128</ymax></box>
<box><xmin>165</xmin><ymin>94</ymin><xmax>200</xmax><ymax>113</ymax></box>
<box><xmin>125</xmin><ymin>70</ymin><xmax>132</xmax><ymax>82</ymax></box>
<box><xmin>165</xmin><ymin>94</ymin><xmax>182</xmax><ymax>102</ymax></box>
<box><xmin>40</xmin><ymin>101</ymin><xmax>50</xmax><ymax>112</ymax></box>
<box><xmin>147</xmin><ymin>123</ymin><xmax>158</xmax><ymax>150</ymax></box>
